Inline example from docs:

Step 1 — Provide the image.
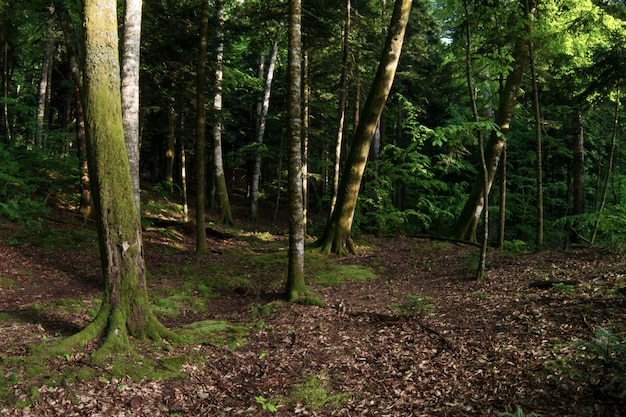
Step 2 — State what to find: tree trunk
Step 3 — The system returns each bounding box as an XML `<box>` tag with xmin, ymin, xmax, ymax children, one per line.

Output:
<box><xmin>497</xmin><ymin>143</ymin><xmax>506</xmax><ymax>249</ymax></box>
<box><xmin>302</xmin><ymin>50</ymin><xmax>310</xmax><ymax>235</ymax></box>
<box><xmin>2</xmin><ymin>40</ymin><xmax>11</xmax><ymax>143</ymax></box>
<box><xmin>315</xmin><ymin>0</ymin><xmax>412</xmax><ymax>255</ymax></box>
<box><xmin>462</xmin><ymin>0</ymin><xmax>488</xmax><ymax>281</ymax></box>
<box><xmin>35</xmin><ymin>14</ymin><xmax>54</xmax><ymax>149</ymax></box>
<box><xmin>195</xmin><ymin>0</ymin><xmax>210</xmax><ymax>254</ymax></box>
<box><xmin>55</xmin><ymin>0</ymin><xmax>91</xmax><ymax>218</ymax></box>
<box><xmin>528</xmin><ymin>0</ymin><xmax>543</xmax><ymax>247</ymax></box>
<box><xmin>57</xmin><ymin>0</ymin><xmax>172</xmax><ymax>358</ymax></box>
<box><xmin>121</xmin><ymin>0</ymin><xmax>142</xmax><ymax>215</ymax></box>
<box><xmin>164</xmin><ymin>104</ymin><xmax>176</xmax><ymax>188</ymax></box>
<box><xmin>250</xmin><ymin>25</ymin><xmax>282</xmax><ymax>221</ymax></box>
<box><xmin>330</xmin><ymin>0</ymin><xmax>351</xmax><ymax>214</ymax></box>
<box><xmin>572</xmin><ymin>107</ymin><xmax>585</xmax><ymax>219</ymax></box>
<box><xmin>285</xmin><ymin>0</ymin><xmax>306</xmax><ymax>302</ymax></box>
<box><xmin>74</xmin><ymin>86</ymin><xmax>91</xmax><ymax>219</ymax></box>
<box><xmin>453</xmin><ymin>35</ymin><xmax>528</xmax><ymax>242</ymax></box>
<box><xmin>212</xmin><ymin>0</ymin><xmax>233</xmax><ymax>225</ymax></box>
<box><xmin>590</xmin><ymin>88</ymin><xmax>619</xmax><ymax>245</ymax></box>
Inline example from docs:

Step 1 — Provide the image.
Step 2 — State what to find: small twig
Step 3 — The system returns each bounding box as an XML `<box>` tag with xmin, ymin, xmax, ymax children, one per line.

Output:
<box><xmin>582</xmin><ymin>313</ymin><xmax>595</xmax><ymax>335</ymax></box>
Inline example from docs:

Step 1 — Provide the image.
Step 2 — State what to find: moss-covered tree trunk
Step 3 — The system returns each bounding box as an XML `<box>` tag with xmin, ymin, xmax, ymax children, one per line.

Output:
<box><xmin>58</xmin><ymin>0</ymin><xmax>172</xmax><ymax>358</ymax></box>
<box><xmin>194</xmin><ymin>0</ymin><xmax>209</xmax><ymax>254</ymax></box>
<box><xmin>284</xmin><ymin>0</ymin><xmax>306</xmax><ymax>302</ymax></box>
<box><xmin>212</xmin><ymin>0</ymin><xmax>233</xmax><ymax>225</ymax></box>
<box><xmin>315</xmin><ymin>0</ymin><xmax>412</xmax><ymax>255</ymax></box>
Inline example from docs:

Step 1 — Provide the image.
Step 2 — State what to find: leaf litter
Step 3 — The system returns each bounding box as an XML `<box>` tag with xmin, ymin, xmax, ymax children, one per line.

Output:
<box><xmin>0</xmin><ymin>219</ymin><xmax>625</xmax><ymax>416</ymax></box>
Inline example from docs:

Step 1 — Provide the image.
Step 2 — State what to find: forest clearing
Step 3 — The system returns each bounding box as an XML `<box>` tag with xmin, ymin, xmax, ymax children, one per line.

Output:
<box><xmin>1</xmin><ymin>200</ymin><xmax>625</xmax><ymax>417</ymax></box>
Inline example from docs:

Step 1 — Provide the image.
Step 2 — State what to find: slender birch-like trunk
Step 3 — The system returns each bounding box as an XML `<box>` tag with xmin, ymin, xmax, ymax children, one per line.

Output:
<box><xmin>330</xmin><ymin>0</ymin><xmax>351</xmax><ymax>214</ymax></box>
<box><xmin>121</xmin><ymin>0</ymin><xmax>143</xmax><ymax>215</ymax></box>
<box><xmin>250</xmin><ymin>25</ymin><xmax>282</xmax><ymax>220</ymax></box>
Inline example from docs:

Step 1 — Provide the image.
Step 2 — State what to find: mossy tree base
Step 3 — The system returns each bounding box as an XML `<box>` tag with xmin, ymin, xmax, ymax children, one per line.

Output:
<box><xmin>313</xmin><ymin>222</ymin><xmax>357</xmax><ymax>256</ymax></box>
<box><xmin>50</xmin><ymin>304</ymin><xmax>179</xmax><ymax>361</ymax></box>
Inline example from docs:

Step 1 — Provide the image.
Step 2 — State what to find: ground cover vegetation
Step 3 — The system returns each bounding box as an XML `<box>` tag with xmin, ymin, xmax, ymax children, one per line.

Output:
<box><xmin>1</xmin><ymin>0</ymin><xmax>626</xmax><ymax>415</ymax></box>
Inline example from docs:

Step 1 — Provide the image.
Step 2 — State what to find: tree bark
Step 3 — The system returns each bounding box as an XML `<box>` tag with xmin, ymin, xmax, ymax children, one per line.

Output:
<box><xmin>527</xmin><ymin>0</ymin><xmax>543</xmax><ymax>247</ymax></box>
<box><xmin>35</xmin><ymin>12</ymin><xmax>54</xmax><ymax>149</ymax></box>
<box><xmin>54</xmin><ymin>0</ymin><xmax>91</xmax><ymax>218</ymax></box>
<box><xmin>285</xmin><ymin>0</ymin><xmax>306</xmax><ymax>302</ymax></box>
<box><xmin>315</xmin><ymin>0</ymin><xmax>412</xmax><ymax>255</ymax></box>
<box><xmin>57</xmin><ymin>0</ymin><xmax>172</xmax><ymax>358</ymax></box>
<box><xmin>330</xmin><ymin>0</ymin><xmax>351</xmax><ymax>214</ymax></box>
<box><xmin>164</xmin><ymin>104</ymin><xmax>176</xmax><ymax>188</ymax></box>
<box><xmin>2</xmin><ymin>40</ymin><xmax>11</xmax><ymax>143</ymax></box>
<box><xmin>572</xmin><ymin>107</ymin><xmax>585</xmax><ymax>219</ymax></box>
<box><xmin>195</xmin><ymin>0</ymin><xmax>210</xmax><ymax>254</ymax></box>
<box><xmin>302</xmin><ymin>50</ymin><xmax>310</xmax><ymax>235</ymax></box>
<box><xmin>212</xmin><ymin>0</ymin><xmax>233</xmax><ymax>225</ymax></box>
<box><xmin>121</xmin><ymin>0</ymin><xmax>143</xmax><ymax>215</ymax></box>
<box><xmin>74</xmin><ymin>85</ymin><xmax>91</xmax><ymax>219</ymax></box>
<box><xmin>590</xmin><ymin>87</ymin><xmax>619</xmax><ymax>245</ymax></box>
<box><xmin>463</xmin><ymin>0</ymin><xmax>488</xmax><ymax>281</ymax></box>
<box><xmin>250</xmin><ymin>25</ymin><xmax>282</xmax><ymax>221</ymax></box>
<box><xmin>453</xmin><ymin>36</ymin><xmax>528</xmax><ymax>242</ymax></box>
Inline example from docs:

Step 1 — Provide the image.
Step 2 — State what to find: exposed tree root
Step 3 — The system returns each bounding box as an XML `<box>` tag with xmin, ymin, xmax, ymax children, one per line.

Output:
<box><xmin>49</xmin><ymin>304</ymin><xmax>179</xmax><ymax>361</ymax></box>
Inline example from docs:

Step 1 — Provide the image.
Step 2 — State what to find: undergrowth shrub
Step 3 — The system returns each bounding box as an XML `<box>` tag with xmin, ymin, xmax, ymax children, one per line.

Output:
<box><xmin>0</xmin><ymin>143</ymin><xmax>79</xmax><ymax>228</ymax></box>
<box><xmin>574</xmin><ymin>327</ymin><xmax>626</xmax><ymax>402</ymax></box>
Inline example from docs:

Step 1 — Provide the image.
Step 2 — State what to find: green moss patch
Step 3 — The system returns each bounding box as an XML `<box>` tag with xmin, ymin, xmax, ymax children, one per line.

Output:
<box><xmin>287</xmin><ymin>373</ymin><xmax>351</xmax><ymax>410</ymax></box>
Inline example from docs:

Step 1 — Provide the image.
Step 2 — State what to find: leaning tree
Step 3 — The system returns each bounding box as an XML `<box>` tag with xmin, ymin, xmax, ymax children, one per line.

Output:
<box><xmin>314</xmin><ymin>0</ymin><xmax>413</xmax><ymax>255</ymax></box>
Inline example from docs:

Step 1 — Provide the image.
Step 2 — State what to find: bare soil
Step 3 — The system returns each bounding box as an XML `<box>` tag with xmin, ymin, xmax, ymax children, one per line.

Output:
<box><xmin>1</xmin><ymin>207</ymin><xmax>625</xmax><ymax>416</ymax></box>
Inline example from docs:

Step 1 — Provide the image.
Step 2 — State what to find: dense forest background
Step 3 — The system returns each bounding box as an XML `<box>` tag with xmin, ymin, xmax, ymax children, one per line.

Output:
<box><xmin>1</xmin><ymin>0</ymin><xmax>626</xmax><ymax>247</ymax></box>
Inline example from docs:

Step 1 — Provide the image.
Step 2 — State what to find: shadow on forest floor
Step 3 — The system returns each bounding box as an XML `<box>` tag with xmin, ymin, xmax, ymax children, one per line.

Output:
<box><xmin>1</xmin><ymin>207</ymin><xmax>626</xmax><ymax>416</ymax></box>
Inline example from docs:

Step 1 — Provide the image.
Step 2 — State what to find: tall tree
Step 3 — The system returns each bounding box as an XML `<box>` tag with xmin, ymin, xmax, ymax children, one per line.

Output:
<box><xmin>212</xmin><ymin>0</ymin><xmax>233</xmax><ymax>225</ymax></box>
<box><xmin>591</xmin><ymin>87</ymin><xmax>619</xmax><ymax>245</ymax></box>
<box><xmin>250</xmin><ymin>25</ymin><xmax>282</xmax><ymax>221</ymax></box>
<box><xmin>57</xmin><ymin>0</ymin><xmax>173</xmax><ymax>357</ymax></box>
<box><xmin>330</xmin><ymin>0</ymin><xmax>351</xmax><ymax>214</ymax></box>
<box><xmin>121</xmin><ymin>0</ymin><xmax>143</xmax><ymax>214</ymax></box>
<box><xmin>463</xmin><ymin>0</ymin><xmax>488</xmax><ymax>280</ymax></box>
<box><xmin>285</xmin><ymin>0</ymin><xmax>306</xmax><ymax>302</ymax></box>
<box><xmin>527</xmin><ymin>0</ymin><xmax>543</xmax><ymax>246</ymax></box>
<box><xmin>195</xmin><ymin>0</ymin><xmax>210</xmax><ymax>254</ymax></box>
<box><xmin>453</xmin><ymin>12</ymin><xmax>529</xmax><ymax>242</ymax></box>
<box><xmin>54</xmin><ymin>0</ymin><xmax>91</xmax><ymax>218</ymax></box>
<box><xmin>35</xmin><ymin>9</ymin><xmax>54</xmax><ymax>149</ymax></box>
<box><xmin>314</xmin><ymin>0</ymin><xmax>413</xmax><ymax>255</ymax></box>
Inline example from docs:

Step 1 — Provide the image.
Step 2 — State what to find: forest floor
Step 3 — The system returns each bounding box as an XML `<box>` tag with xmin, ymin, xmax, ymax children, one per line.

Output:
<box><xmin>1</xmin><ymin>198</ymin><xmax>626</xmax><ymax>416</ymax></box>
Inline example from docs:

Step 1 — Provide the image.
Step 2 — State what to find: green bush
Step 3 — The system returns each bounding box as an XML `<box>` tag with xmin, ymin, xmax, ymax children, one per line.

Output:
<box><xmin>0</xmin><ymin>144</ymin><xmax>51</xmax><ymax>227</ymax></box>
<box><xmin>575</xmin><ymin>327</ymin><xmax>626</xmax><ymax>401</ymax></box>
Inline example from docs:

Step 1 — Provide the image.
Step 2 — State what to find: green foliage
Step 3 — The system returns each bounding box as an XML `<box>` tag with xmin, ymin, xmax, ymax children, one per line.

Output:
<box><xmin>389</xmin><ymin>293</ymin><xmax>435</xmax><ymax>314</ymax></box>
<box><xmin>6</xmin><ymin>226</ymin><xmax>97</xmax><ymax>251</ymax></box>
<box><xmin>287</xmin><ymin>373</ymin><xmax>350</xmax><ymax>410</ymax></box>
<box><xmin>502</xmin><ymin>408</ymin><xmax>539</xmax><ymax>417</ymax></box>
<box><xmin>574</xmin><ymin>327</ymin><xmax>626</xmax><ymax>401</ymax></box>
<box><xmin>0</xmin><ymin>144</ymin><xmax>54</xmax><ymax>227</ymax></box>
<box><xmin>255</xmin><ymin>395</ymin><xmax>278</xmax><ymax>412</ymax></box>
<box><xmin>308</xmin><ymin>252</ymin><xmax>379</xmax><ymax>286</ymax></box>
